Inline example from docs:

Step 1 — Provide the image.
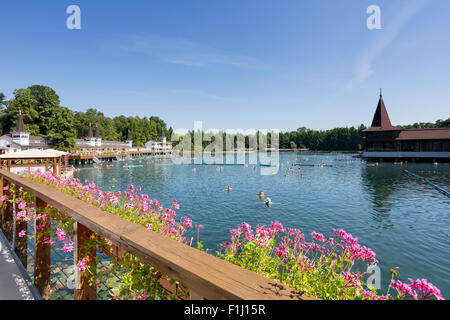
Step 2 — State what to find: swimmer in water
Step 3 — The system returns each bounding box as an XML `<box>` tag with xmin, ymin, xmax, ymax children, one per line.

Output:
<box><xmin>257</xmin><ymin>190</ymin><xmax>265</xmax><ymax>198</ymax></box>
<box><xmin>226</xmin><ymin>185</ymin><xmax>232</xmax><ymax>192</ymax></box>
<box><xmin>262</xmin><ymin>197</ymin><xmax>281</xmax><ymax>207</ymax></box>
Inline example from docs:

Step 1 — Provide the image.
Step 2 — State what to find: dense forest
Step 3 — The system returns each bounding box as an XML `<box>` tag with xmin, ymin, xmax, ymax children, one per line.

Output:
<box><xmin>0</xmin><ymin>85</ymin><xmax>171</xmax><ymax>150</ymax></box>
<box><xmin>0</xmin><ymin>86</ymin><xmax>446</xmax><ymax>152</ymax></box>
<box><xmin>174</xmin><ymin>126</ymin><xmax>368</xmax><ymax>152</ymax></box>
<box><xmin>174</xmin><ymin>118</ymin><xmax>445</xmax><ymax>152</ymax></box>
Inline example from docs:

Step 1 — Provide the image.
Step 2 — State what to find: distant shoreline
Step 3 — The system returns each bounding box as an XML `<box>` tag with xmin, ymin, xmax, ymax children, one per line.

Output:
<box><xmin>183</xmin><ymin>149</ymin><xmax>361</xmax><ymax>155</ymax></box>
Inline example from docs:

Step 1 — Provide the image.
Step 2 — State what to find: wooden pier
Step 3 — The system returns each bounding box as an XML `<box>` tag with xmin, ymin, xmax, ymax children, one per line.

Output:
<box><xmin>69</xmin><ymin>151</ymin><xmax>170</xmax><ymax>165</ymax></box>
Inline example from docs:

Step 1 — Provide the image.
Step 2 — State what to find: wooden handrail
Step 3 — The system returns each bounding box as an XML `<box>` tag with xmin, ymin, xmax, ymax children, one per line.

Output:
<box><xmin>0</xmin><ymin>169</ymin><xmax>316</xmax><ymax>300</ymax></box>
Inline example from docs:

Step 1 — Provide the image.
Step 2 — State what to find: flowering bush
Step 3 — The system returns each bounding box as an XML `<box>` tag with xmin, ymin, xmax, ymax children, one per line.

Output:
<box><xmin>12</xmin><ymin>169</ymin><xmax>196</xmax><ymax>300</ymax></box>
<box><xmin>1</xmin><ymin>169</ymin><xmax>443</xmax><ymax>300</ymax></box>
<box><xmin>216</xmin><ymin>222</ymin><xmax>444</xmax><ymax>300</ymax></box>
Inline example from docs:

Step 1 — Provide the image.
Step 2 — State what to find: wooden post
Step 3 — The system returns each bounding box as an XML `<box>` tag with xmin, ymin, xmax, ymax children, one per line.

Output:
<box><xmin>74</xmin><ymin>222</ymin><xmax>97</xmax><ymax>300</ymax></box>
<box><xmin>53</xmin><ymin>158</ymin><xmax>57</xmax><ymax>176</ymax></box>
<box><xmin>34</xmin><ymin>197</ymin><xmax>51</xmax><ymax>300</ymax></box>
<box><xmin>14</xmin><ymin>184</ymin><xmax>28</xmax><ymax>268</ymax></box>
<box><xmin>2</xmin><ymin>180</ymin><xmax>13</xmax><ymax>244</ymax></box>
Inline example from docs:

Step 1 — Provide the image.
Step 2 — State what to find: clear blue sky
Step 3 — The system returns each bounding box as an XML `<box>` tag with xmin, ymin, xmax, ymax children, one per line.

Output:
<box><xmin>1</xmin><ymin>0</ymin><xmax>449</xmax><ymax>132</ymax></box>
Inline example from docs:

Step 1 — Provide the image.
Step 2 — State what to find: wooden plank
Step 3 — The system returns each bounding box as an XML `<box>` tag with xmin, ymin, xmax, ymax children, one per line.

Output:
<box><xmin>190</xmin><ymin>290</ymin><xmax>205</xmax><ymax>300</ymax></box>
<box><xmin>34</xmin><ymin>197</ymin><xmax>51</xmax><ymax>299</ymax></box>
<box><xmin>0</xmin><ymin>170</ymin><xmax>315</xmax><ymax>300</ymax></box>
<box><xmin>74</xmin><ymin>222</ymin><xmax>97</xmax><ymax>300</ymax></box>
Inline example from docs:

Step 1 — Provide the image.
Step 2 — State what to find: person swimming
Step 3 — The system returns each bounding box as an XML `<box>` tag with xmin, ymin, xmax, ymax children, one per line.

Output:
<box><xmin>227</xmin><ymin>185</ymin><xmax>232</xmax><ymax>192</ymax></box>
<box><xmin>257</xmin><ymin>190</ymin><xmax>265</xmax><ymax>198</ymax></box>
<box><xmin>265</xmin><ymin>197</ymin><xmax>272</xmax><ymax>207</ymax></box>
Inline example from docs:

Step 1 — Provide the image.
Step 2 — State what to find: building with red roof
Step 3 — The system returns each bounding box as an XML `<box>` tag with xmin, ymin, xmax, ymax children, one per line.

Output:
<box><xmin>362</xmin><ymin>92</ymin><xmax>450</xmax><ymax>162</ymax></box>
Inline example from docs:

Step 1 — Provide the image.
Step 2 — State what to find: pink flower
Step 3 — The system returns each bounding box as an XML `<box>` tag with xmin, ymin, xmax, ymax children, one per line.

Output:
<box><xmin>270</xmin><ymin>221</ymin><xmax>284</xmax><ymax>233</ymax></box>
<box><xmin>311</xmin><ymin>231</ymin><xmax>327</xmax><ymax>244</ymax></box>
<box><xmin>16</xmin><ymin>210</ymin><xmax>27</xmax><ymax>220</ymax></box>
<box><xmin>56</xmin><ymin>228</ymin><xmax>66</xmax><ymax>241</ymax></box>
<box><xmin>62</xmin><ymin>241</ymin><xmax>74</xmax><ymax>253</ymax></box>
<box><xmin>239</xmin><ymin>222</ymin><xmax>252</xmax><ymax>234</ymax></box>
<box><xmin>408</xmin><ymin>278</ymin><xmax>444</xmax><ymax>300</ymax></box>
<box><xmin>182</xmin><ymin>217</ymin><xmax>193</xmax><ymax>229</ymax></box>
<box><xmin>77</xmin><ymin>257</ymin><xmax>88</xmax><ymax>271</ymax></box>
<box><xmin>18</xmin><ymin>230</ymin><xmax>26</xmax><ymax>238</ymax></box>
<box><xmin>275</xmin><ymin>243</ymin><xmax>289</xmax><ymax>258</ymax></box>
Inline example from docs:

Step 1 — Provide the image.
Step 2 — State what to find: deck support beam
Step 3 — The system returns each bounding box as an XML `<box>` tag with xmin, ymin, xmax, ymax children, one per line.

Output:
<box><xmin>74</xmin><ymin>222</ymin><xmax>97</xmax><ymax>300</ymax></box>
<box><xmin>34</xmin><ymin>197</ymin><xmax>51</xmax><ymax>299</ymax></box>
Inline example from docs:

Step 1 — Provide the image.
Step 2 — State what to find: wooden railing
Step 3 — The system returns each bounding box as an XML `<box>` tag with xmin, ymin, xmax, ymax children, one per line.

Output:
<box><xmin>0</xmin><ymin>169</ymin><xmax>316</xmax><ymax>300</ymax></box>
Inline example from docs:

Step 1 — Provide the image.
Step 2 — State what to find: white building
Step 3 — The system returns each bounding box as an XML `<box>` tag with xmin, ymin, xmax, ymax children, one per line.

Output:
<box><xmin>75</xmin><ymin>124</ymin><xmax>133</xmax><ymax>153</ymax></box>
<box><xmin>145</xmin><ymin>131</ymin><xmax>172</xmax><ymax>155</ymax></box>
<box><xmin>0</xmin><ymin>110</ymin><xmax>51</xmax><ymax>154</ymax></box>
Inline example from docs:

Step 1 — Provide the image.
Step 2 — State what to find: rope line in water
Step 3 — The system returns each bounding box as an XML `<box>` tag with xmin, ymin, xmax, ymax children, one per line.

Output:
<box><xmin>404</xmin><ymin>170</ymin><xmax>450</xmax><ymax>198</ymax></box>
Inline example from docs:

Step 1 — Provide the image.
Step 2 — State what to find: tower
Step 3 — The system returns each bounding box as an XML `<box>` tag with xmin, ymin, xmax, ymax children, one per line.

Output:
<box><xmin>86</xmin><ymin>123</ymin><xmax>96</xmax><ymax>147</ymax></box>
<box><xmin>94</xmin><ymin>123</ymin><xmax>102</xmax><ymax>147</ymax></box>
<box><xmin>11</xmin><ymin>110</ymin><xmax>30</xmax><ymax>146</ymax></box>
<box><xmin>125</xmin><ymin>129</ymin><xmax>132</xmax><ymax>147</ymax></box>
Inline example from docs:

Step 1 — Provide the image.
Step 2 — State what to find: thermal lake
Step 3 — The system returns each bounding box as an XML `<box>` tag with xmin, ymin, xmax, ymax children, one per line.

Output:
<box><xmin>73</xmin><ymin>153</ymin><xmax>450</xmax><ymax>298</ymax></box>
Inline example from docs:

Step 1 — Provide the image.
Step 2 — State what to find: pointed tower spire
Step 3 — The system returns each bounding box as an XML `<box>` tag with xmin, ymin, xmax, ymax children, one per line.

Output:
<box><xmin>364</xmin><ymin>90</ymin><xmax>400</xmax><ymax>132</ymax></box>
<box><xmin>87</xmin><ymin>123</ymin><xmax>93</xmax><ymax>138</ymax></box>
<box><xmin>15</xmin><ymin>109</ymin><xmax>26</xmax><ymax>132</ymax></box>
<box><xmin>94</xmin><ymin>123</ymin><xmax>100</xmax><ymax>138</ymax></box>
<box><xmin>127</xmin><ymin>129</ymin><xmax>131</xmax><ymax>141</ymax></box>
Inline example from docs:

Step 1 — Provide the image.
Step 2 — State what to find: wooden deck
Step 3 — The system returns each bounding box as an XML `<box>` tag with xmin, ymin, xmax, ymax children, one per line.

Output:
<box><xmin>0</xmin><ymin>169</ymin><xmax>316</xmax><ymax>300</ymax></box>
<box><xmin>0</xmin><ymin>229</ymin><xmax>41</xmax><ymax>300</ymax></box>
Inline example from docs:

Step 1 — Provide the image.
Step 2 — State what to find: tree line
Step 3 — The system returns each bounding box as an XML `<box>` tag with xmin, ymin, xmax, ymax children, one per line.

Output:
<box><xmin>0</xmin><ymin>85</ymin><xmax>170</xmax><ymax>150</ymax></box>
<box><xmin>172</xmin><ymin>125</ymin><xmax>368</xmax><ymax>152</ymax></box>
<box><xmin>171</xmin><ymin>121</ymin><xmax>446</xmax><ymax>152</ymax></box>
<box><xmin>0</xmin><ymin>86</ymin><xmax>446</xmax><ymax>152</ymax></box>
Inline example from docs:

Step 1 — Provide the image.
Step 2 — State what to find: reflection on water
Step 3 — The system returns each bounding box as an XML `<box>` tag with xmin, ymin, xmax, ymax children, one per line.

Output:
<box><xmin>74</xmin><ymin>154</ymin><xmax>450</xmax><ymax>298</ymax></box>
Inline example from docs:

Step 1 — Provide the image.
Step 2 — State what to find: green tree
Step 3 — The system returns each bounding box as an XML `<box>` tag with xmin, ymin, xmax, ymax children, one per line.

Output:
<box><xmin>0</xmin><ymin>92</ymin><xmax>7</xmax><ymax>134</ymax></box>
<box><xmin>47</xmin><ymin>107</ymin><xmax>77</xmax><ymax>151</ymax></box>
<box><xmin>5</xmin><ymin>88</ymin><xmax>40</xmax><ymax>135</ymax></box>
<box><xmin>27</xmin><ymin>85</ymin><xmax>61</xmax><ymax>135</ymax></box>
<box><xmin>0</xmin><ymin>92</ymin><xmax>6</xmax><ymax>108</ymax></box>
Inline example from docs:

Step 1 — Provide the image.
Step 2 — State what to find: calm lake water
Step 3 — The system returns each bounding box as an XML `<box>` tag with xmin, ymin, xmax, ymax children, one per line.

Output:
<box><xmin>74</xmin><ymin>153</ymin><xmax>450</xmax><ymax>298</ymax></box>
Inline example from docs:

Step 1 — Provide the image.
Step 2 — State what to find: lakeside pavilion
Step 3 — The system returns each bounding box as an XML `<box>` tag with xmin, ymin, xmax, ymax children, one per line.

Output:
<box><xmin>362</xmin><ymin>92</ymin><xmax>450</xmax><ymax>162</ymax></box>
<box><xmin>0</xmin><ymin>149</ymin><xmax>69</xmax><ymax>175</ymax></box>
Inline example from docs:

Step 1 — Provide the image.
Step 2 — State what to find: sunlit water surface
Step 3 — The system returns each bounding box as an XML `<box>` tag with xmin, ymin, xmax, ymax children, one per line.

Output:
<box><xmin>74</xmin><ymin>153</ymin><xmax>450</xmax><ymax>298</ymax></box>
